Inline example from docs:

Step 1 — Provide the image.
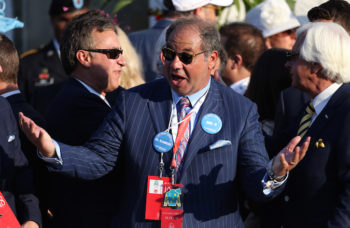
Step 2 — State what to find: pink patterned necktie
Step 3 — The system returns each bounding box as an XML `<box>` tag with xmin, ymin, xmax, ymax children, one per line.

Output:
<box><xmin>174</xmin><ymin>97</ymin><xmax>191</xmax><ymax>170</ymax></box>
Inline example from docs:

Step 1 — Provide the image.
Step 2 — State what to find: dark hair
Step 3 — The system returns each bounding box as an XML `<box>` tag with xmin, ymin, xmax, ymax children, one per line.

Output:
<box><xmin>60</xmin><ymin>10</ymin><xmax>117</xmax><ymax>74</ymax></box>
<box><xmin>220</xmin><ymin>22</ymin><xmax>266</xmax><ymax>72</ymax></box>
<box><xmin>165</xmin><ymin>17</ymin><xmax>221</xmax><ymax>58</ymax></box>
<box><xmin>245</xmin><ymin>48</ymin><xmax>292</xmax><ymax>121</ymax></box>
<box><xmin>0</xmin><ymin>34</ymin><xmax>19</xmax><ymax>84</ymax></box>
<box><xmin>308</xmin><ymin>0</ymin><xmax>350</xmax><ymax>32</ymax></box>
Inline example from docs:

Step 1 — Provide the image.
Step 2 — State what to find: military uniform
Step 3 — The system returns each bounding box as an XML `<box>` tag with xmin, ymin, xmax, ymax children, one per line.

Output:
<box><xmin>18</xmin><ymin>40</ymin><xmax>68</xmax><ymax>105</ymax></box>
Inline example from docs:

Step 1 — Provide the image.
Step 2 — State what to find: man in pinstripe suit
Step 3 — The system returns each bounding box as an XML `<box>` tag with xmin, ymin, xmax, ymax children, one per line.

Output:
<box><xmin>20</xmin><ymin>17</ymin><xmax>309</xmax><ymax>227</ymax></box>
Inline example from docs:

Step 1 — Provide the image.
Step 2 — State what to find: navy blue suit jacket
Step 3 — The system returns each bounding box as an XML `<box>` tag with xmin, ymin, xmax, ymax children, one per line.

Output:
<box><xmin>264</xmin><ymin>83</ymin><xmax>350</xmax><ymax>227</ymax></box>
<box><xmin>0</xmin><ymin>97</ymin><xmax>41</xmax><ymax>226</ymax></box>
<box><xmin>45</xmin><ymin>78</ymin><xmax>122</xmax><ymax>228</ymax></box>
<box><xmin>49</xmin><ymin>78</ymin><xmax>279</xmax><ymax>227</ymax></box>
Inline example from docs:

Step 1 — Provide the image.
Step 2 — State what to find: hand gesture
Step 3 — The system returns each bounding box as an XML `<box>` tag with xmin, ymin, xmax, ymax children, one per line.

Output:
<box><xmin>272</xmin><ymin>136</ymin><xmax>310</xmax><ymax>178</ymax></box>
<box><xmin>19</xmin><ymin>112</ymin><xmax>56</xmax><ymax>158</ymax></box>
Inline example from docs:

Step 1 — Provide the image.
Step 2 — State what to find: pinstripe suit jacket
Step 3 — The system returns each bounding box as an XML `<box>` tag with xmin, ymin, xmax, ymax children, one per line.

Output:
<box><xmin>52</xmin><ymin>78</ymin><xmax>278</xmax><ymax>227</ymax></box>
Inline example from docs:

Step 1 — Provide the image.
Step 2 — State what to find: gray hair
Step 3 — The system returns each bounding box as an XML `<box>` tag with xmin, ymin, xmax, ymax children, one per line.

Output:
<box><xmin>296</xmin><ymin>22</ymin><xmax>350</xmax><ymax>83</ymax></box>
<box><xmin>165</xmin><ymin>17</ymin><xmax>221</xmax><ymax>58</ymax></box>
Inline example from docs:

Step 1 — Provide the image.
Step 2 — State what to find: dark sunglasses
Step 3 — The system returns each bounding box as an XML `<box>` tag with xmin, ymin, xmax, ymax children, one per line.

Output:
<box><xmin>161</xmin><ymin>47</ymin><xmax>206</xmax><ymax>65</ymax></box>
<box><xmin>84</xmin><ymin>48</ymin><xmax>123</xmax><ymax>59</ymax></box>
<box><xmin>286</xmin><ymin>51</ymin><xmax>299</xmax><ymax>61</ymax></box>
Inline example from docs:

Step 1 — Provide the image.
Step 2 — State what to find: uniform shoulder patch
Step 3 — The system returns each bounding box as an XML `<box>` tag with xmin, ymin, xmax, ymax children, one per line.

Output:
<box><xmin>20</xmin><ymin>49</ymin><xmax>39</xmax><ymax>59</ymax></box>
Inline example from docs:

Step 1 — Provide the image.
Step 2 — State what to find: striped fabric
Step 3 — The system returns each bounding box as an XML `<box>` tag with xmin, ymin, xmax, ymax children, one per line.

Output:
<box><xmin>175</xmin><ymin>97</ymin><xmax>191</xmax><ymax>170</ymax></box>
<box><xmin>297</xmin><ymin>101</ymin><xmax>315</xmax><ymax>138</ymax></box>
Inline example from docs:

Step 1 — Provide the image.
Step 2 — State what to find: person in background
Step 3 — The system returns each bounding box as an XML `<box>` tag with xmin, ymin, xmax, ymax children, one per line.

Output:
<box><xmin>245</xmin><ymin>48</ymin><xmax>292</xmax><ymax>137</ymax></box>
<box><xmin>246</xmin><ymin>0</ymin><xmax>300</xmax><ymax>50</ymax></box>
<box><xmin>220</xmin><ymin>22</ymin><xmax>266</xmax><ymax>95</ymax></box>
<box><xmin>0</xmin><ymin>96</ymin><xmax>41</xmax><ymax>228</ymax></box>
<box><xmin>0</xmin><ymin>34</ymin><xmax>48</xmax><ymax>227</ymax></box>
<box><xmin>272</xmin><ymin>0</ymin><xmax>350</xmax><ymax>157</ymax></box>
<box><xmin>263</xmin><ymin>21</ymin><xmax>350</xmax><ymax>228</ymax></box>
<box><xmin>43</xmin><ymin>10</ymin><xmax>126</xmax><ymax>228</ymax></box>
<box><xmin>18</xmin><ymin>0</ymin><xmax>88</xmax><ymax>114</ymax></box>
<box><xmin>116</xmin><ymin>26</ymin><xmax>145</xmax><ymax>89</ymax></box>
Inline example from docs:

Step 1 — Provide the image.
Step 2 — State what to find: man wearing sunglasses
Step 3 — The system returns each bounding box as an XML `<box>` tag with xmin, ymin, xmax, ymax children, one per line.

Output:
<box><xmin>42</xmin><ymin>10</ymin><xmax>126</xmax><ymax>228</ymax></box>
<box><xmin>20</xmin><ymin>17</ymin><xmax>309</xmax><ymax>227</ymax></box>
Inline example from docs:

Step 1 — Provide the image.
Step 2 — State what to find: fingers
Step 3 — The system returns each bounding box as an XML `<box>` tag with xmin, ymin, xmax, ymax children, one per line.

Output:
<box><xmin>285</xmin><ymin>136</ymin><xmax>302</xmax><ymax>152</ymax></box>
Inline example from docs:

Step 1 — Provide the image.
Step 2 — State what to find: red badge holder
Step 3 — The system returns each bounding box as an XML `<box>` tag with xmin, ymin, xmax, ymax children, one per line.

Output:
<box><xmin>0</xmin><ymin>191</ymin><xmax>20</xmax><ymax>228</ymax></box>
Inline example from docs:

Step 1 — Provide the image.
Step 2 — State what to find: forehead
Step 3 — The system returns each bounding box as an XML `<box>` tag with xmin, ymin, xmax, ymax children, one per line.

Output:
<box><xmin>91</xmin><ymin>29</ymin><xmax>120</xmax><ymax>48</ymax></box>
<box><xmin>167</xmin><ymin>26</ymin><xmax>202</xmax><ymax>51</ymax></box>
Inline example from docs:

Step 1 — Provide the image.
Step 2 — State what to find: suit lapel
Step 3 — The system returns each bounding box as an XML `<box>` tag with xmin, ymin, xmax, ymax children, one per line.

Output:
<box><xmin>147</xmin><ymin>79</ymin><xmax>172</xmax><ymax>135</ymax></box>
<box><xmin>307</xmin><ymin>84</ymin><xmax>350</xmax><ymax>138</ymax></box>
<box><xmin>179</xmin><ymin>79</ymin><xmax>223</xmax><ymax>182</ymax></box>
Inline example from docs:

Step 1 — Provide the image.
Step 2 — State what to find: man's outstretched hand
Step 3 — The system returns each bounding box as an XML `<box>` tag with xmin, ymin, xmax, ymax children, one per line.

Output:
<box><xmin>19</xmin><ymin>112</ymin><xmax>56</xmax><ymax>158</ymax></box>
<box><xmin>273</xmin><ymin>136</ymin><xmax>310</xmax><ymax>178</ymax></box>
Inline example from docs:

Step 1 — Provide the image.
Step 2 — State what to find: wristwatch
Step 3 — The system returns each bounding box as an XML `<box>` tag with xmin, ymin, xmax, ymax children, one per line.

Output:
<box><xmin>267</xmin><ymin>158</ymin><xmax>287</xmax><ymax>181</ymax></box>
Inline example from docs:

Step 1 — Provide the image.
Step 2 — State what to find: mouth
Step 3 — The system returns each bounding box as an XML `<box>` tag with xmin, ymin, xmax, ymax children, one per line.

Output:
<box><xmin>171</xmin><ymin>74</ymin><xmax>187</xmax><ymax>87</ymax></box>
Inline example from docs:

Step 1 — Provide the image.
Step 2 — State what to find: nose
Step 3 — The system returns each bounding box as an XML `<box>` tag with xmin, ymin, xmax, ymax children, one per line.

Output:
<box><xmin>169</xmin><ymin>54</ymin><xmax>182</xmax><ymax>70</ymax></box>
<box><xmin>117</xmin><ymin>54</ymin><xmax>126</xmax><ymax>67</ymax></box>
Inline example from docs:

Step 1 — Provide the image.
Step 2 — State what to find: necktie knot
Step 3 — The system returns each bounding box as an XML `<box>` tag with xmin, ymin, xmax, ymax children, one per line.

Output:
<box><xmin>306</xmin><ymin>101</ymin><xmax>315</xmax><ymax>114</ymax></box>
<box><xmin>297</xmin><ymin>101</ymin><xmax>315</xmax><ymax>138</ymax></box>
<box><xmin>178</xmin><ymin>97</ymin><xmax>191</xmax><ymax>121</ymax></box>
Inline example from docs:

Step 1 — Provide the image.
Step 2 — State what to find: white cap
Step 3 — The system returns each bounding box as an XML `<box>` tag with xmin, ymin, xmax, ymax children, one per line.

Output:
<box><xmin>246</xmin><ymin>0</ymin><xmax>300</xmax><ymax>38</ymax></box>
<box><xmin>172</xmin><ymin>0</ymin><xmax>233</xmax><ymax>12</ymax></box>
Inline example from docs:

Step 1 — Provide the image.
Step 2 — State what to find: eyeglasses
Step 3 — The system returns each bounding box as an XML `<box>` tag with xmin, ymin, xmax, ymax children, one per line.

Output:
<box><xmin>83</xmin><ymin>48</ymin><xmax>123</xmax><ymax>59</ymax></box>
<box><xmin>286</xmin><ymin>51</ymin><xmax>299</xmax><ymax>61</ymax></box>
<box><xmin>161</xmin><ymin>47</ymin><xmax>206</xmax><ymax>65</ymax></box>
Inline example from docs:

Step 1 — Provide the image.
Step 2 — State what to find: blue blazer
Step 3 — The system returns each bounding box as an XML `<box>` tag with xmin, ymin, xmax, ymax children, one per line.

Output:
<box><xmin>0</xmin><ymin>97</ymin><xmax>41</xmax><ymax>226</ymax></box>
<box><xmin>263</xmin><ymin>83</ymin><xmax>350</xmax><ymax>227</ymax></box>
<box><xmin>52</xmin><ymin>78</ymin><xmax>278</xmax><ymax>227</ymax></box>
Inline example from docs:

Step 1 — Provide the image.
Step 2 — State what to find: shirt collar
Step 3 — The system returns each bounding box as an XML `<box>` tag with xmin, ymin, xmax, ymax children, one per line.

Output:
<box><xmin>312</xmin><ymin>82</ymin><xmax>342</xmax><ymax>115</ymax></box>
<box><xmin>171</xmin><ymin>78</ymin><xmax>211</xmax><ymax>106</ymax></box>
<box><xmin>230</xmin><ymin>77</ymin><xmax>250</xmax><ymax>95</ymax></box>
<box><xmin>53</xmin><ymin>38</ymin><xmax>60</xmax><ymax>57</ymax></box>
<box><xmin>1</xmin><ymin>89</ymin><xmax>21</xmax><ymax>98</ymax></box>
<box><xmin>74</xmin><ymin>78</ymin><xmax>111</xmax><ymax>107</ymax></box>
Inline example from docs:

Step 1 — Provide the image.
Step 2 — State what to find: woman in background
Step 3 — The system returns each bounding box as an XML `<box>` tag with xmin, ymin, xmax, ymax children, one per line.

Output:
<box><xmin>245</xmin><ymin>48</ymin><xmax>292</xmax><ymax>136</ymax></box>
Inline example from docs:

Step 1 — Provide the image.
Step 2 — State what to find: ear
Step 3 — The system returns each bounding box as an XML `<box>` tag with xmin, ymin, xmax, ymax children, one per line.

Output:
<box><xmin>160</xmin><ymin>50</ymin><xmax>165</xmax><ymax>65</ymax></box>
<box><xmin>228</xmin><ymin>54</ymin><xmax>242</xmax><ymax>69</ymax></box>
<box><xmin>208</xmin><ymin>50</ymin><xmax>218</xmax><ymax>71</ymax></box>
<box><xmin>0</xmin><ymin>65</ymin><xmax>2</xmax><ymax>73</ymax></box>
<box><xmin>193</xmin><ymin>7</ymin><xmax>205</xmax><ymax>18</ymax></box>
<box><xmin>76</xmin><ymin>50</ymin><xmax>91</xmax><ymax>67</ymax></box>
<box><xmin>310</xmin><ymin>62</ymin><xmax>322</xmax><ymax>75</ymax></box>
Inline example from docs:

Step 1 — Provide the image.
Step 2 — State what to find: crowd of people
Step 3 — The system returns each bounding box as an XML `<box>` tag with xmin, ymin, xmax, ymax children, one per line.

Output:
<box><xmin>1</xmin><ymin>0</ymin><xmax>350</xmax><ymax>227</ymax></box>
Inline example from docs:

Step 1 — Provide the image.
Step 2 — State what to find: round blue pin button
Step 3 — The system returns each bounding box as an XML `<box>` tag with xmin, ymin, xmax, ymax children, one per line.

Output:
<box><xmin>201</xmin><ymin>113</ymin><xmax>222</xmax><ymax>134</ymax></box>
<box><xmin>153</xmin><ymin>131</ymin><xmax>173</xmax><ymax>153</ymax></box>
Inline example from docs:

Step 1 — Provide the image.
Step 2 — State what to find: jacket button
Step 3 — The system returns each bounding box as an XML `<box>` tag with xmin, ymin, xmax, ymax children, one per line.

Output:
<box><xmin>284</xmin><ymin>195</ymin><xmax>289</xmax><ymax>202</ymax></box>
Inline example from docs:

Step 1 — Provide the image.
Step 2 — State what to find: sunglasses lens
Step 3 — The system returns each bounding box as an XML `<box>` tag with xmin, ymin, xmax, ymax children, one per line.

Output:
<box><xmin>179</xmin><ymin>53</ymin><xmax>193</xmax><ymax>65</ymax></box>
<box><xmin>108</xmin><ymin>49</ymin><xmax>122</xmax><ymax>59</ymax></box>
<box><xmin>162</xmin><ymin>48</ymin><xmax>176</xmax><ymax>61</ymax></box>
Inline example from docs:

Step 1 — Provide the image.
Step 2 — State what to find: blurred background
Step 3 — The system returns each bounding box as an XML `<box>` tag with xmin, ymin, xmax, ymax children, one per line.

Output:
<box><xmin>7</xmin><ymin>0</ymin><xmax>329</xmax><ymax>54</ymax></box>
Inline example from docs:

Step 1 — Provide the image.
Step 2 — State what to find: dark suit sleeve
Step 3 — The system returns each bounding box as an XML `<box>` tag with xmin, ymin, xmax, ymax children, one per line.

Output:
<box><xmin>52</xmin><ymin>92</ymin><xmax>126</xmax><ymax>180</ymax></box>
